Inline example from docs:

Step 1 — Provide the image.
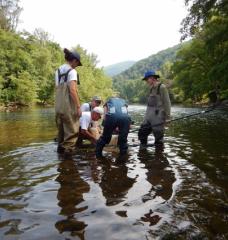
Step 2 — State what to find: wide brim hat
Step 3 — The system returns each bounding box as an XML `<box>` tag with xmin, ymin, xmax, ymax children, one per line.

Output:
<box><xmin>72</xmin><ymin>51</ymin><xmax>82</xmax><ymax>66</ymax></box>
<box><xmin>142</xmin><ymin>70</ymin><xmax>160</xmax><ymax>80</ymax></box>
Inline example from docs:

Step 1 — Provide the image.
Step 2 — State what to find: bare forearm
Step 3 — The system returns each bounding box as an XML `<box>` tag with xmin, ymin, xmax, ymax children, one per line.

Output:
<box><xmin>70</xmin><ymin>84</ymin><xmax>80</xmax><ymax>107</ymax></box>
<box><xmin>161</xmin><ymin>86</ymin><xmax>171</xmax><ymax>118</ymax></box>
<box><xmin>69</xmin><ymin>81</ymin><xmax>81</xmax><ymax>115</ymax></box>
<box><xmin>81</xmin><ymin>130</ymin><xmax>97</xmax><ymax>142</ymax></box>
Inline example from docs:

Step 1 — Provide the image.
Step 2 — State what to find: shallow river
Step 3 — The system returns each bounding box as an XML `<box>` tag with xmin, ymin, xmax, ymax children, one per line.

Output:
<box><xmin>0</xmin><ymin>105</ymin><xmax>227</xmax><ymax>240</ymax></box>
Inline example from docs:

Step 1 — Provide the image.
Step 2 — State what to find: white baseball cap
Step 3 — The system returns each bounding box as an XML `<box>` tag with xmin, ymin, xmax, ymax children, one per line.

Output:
<box><xmin>93</xmin><ymin>106</ymin><xmax>104</xmax><ymax>115</ymax></box>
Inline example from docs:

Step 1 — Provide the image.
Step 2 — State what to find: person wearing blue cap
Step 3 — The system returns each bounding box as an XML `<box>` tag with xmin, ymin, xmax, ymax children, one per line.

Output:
<box><xmin>138</xmin><ymin>70</ymin><xmax>171</xmax><ymax>148</ymax></box>
<box><xmin>55</xmin><ymin>48</ymin><xmax>82</xmax><ymax>154</ymax></box>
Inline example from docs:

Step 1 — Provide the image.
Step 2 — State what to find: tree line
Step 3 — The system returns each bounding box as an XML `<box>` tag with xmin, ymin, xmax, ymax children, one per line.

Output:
<box><xmin>0</xmin><ymin>0</ymin><xmax>113</xmax><ymax>108</ymax></box>
<box><xmin>173</xmin><ymin>0</ymin><xmax>228</xmax><ymax>103</ymax></box>
<box><xmin>113</xmin><ymin>0</ymin><xmax>228</xmax><ymax>104</ymax></box>
<box><xmin>1</xmin><ymin>0</ymin><xmax>227</xmax><ymax>107</ymax></box>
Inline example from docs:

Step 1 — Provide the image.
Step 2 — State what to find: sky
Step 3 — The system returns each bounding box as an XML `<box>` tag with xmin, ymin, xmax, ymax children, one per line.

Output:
<box><xmin>18</xmin><ymin>0</ymin><xmax>188</xmax><ymax>67</ymax></box>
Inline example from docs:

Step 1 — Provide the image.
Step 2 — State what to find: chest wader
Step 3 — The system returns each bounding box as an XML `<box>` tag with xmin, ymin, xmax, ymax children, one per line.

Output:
<box><xmin>138</xmin><ymin>83</ymin><xmax>165</xmax><ymax>145</ymax></box>
<box><xmin>96</xmin><ymin>98</ymin><xmax>130</xmax><ymax>157</ymax></box>
<box><xmin>55</xmin><ymin>69</ymin><xmax>79</xmax><ymax>151</ymax></box>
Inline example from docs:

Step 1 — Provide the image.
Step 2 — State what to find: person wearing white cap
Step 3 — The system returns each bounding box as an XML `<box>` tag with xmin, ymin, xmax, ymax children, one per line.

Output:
<box><xmin>76</xmin><ymin>107</ymin><xmax>104</xmax><ymax>145</ymax></box>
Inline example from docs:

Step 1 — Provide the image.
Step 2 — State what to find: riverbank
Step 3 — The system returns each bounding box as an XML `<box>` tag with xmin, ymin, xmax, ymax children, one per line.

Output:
<box><xmin>1</xmin><ymin>99</ymin><xmax>227</xmax><ymax>112</ymax></box>
<box><xmin>0</xmin><ymin>102</ymin><xmax>29</xmax><ymax>112</ymax></box>
<box><xmin>0</xmin><ymin>102</ymin><xmax>54</xmax><ymax>112</ymax></box>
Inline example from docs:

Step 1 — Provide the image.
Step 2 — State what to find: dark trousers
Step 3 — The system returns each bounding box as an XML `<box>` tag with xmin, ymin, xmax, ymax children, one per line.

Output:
<box><xmin>138</xmin><ymin>122</ymin><xmax>164</xmax><ymax>145</ymax></box>
<box><xmin>96</xmin><ymin>115</ymin><xmax>130</xmax><ymax>155</ymax></box>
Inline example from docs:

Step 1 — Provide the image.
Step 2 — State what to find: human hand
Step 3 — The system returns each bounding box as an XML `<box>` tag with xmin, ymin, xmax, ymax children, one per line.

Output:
<box><xmin>77</xmin><ymin>107</ymin><xmax>82</xmax><ymax>117</ymax></box>
<box><xmin>164</xmin><ymin>118</ymin><xmax>171</xmax><ymax>127</ymax></box>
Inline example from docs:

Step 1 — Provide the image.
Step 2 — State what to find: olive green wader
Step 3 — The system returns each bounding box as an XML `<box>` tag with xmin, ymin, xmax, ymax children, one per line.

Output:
<box><xmin>138</xmin><ymin>83</ymin><xmax>171</xmax><ymax>145</ymax></box>
<box><xmin>55</xmin><ymin>69</ymin><xmax>79</xmax><ymax>152</ymax></box>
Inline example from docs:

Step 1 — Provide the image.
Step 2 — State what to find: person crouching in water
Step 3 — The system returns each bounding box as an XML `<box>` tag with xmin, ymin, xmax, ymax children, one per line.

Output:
<box><xmin>76</xmin><ymin>107</ymin><xmax>104</xmax><ymax>146</ymax></box>
<box><xmin>55</xmin><ymin>48</ymin><xmax>82</xmax><ymax>154</ymax></box>
<box><xmin>81</xmin><ymin>96</ymin><xmax>103</xmax><ymax>135</ymax></box>
<box><xmin>96</xmin><ymin>97</ymin><xmax>131</xmax><ymax>158</ymax></box>
<box><xmin>138</xmin><ymin>70</ymin><xmax>171</xmax><ymax>148</ymax></box>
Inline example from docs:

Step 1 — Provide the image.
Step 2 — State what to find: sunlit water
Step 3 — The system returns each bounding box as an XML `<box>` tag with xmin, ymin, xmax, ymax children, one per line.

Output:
<box><xmin>0</xmin><ymin>105</ymin><xmax>227</xmax><ymax>240</ymax></box>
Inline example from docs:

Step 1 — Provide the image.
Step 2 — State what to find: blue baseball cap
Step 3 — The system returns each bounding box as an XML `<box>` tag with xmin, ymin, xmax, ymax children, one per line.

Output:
<box><xmin>142</xmin><ymin>70</ymin><xmax>160</xmax><ymax>80</ymax></box>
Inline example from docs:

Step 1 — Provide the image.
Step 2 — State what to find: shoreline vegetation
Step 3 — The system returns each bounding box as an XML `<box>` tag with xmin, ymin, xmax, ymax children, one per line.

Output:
<box><xmin>1</xmin><ymin>99</ymin><xmax>227</xmax><ymax>112</ymax></box>
<box><xmin>0</xmin><ymin>0</ymin><xmax>227</xmax><ymax>113</ymax></box>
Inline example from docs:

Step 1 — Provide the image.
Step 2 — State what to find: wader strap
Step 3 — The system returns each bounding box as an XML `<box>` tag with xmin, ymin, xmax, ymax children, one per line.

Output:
<box><xmin>157</xmin><ymin>83</ymin><xmax>162</xmax><ymax>95</ymax></box>
<box><xmin>149</xmin><ymin>83</ymin><xmax>162</xmax><ymax>95</ymax></box>
<box><xmin>58</xmin><ymin>68</ymin><xmax>73</xmax><ymax>83</ymax></box>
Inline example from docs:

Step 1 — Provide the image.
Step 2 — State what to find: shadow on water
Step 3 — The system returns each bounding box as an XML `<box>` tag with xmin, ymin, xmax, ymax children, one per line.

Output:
<box><xmin>0</xmin><ymin>105</ymin><xmax>228</xmax><ymax>239</ymax></box>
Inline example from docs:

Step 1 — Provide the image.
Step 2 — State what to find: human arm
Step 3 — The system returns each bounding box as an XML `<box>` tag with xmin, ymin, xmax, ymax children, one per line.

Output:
<box><xmin>160</xmin><ymin>84</ymin><xmax>171</xmax><ymax>120</ymax></box>
<box><xmin>80</xmin><ymin>129</ymin><xmax>97</xmax><ymax>144</ymax></box>
<box><xmin>69</xmin><ymin>81</ymin><xmax>81</xmax><ymax>117</ymax></box>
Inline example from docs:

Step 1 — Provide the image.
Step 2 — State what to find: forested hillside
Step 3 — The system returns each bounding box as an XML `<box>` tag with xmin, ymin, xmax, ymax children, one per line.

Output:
<box><xmin>103</xmin><ymin>61</ymin><xmax>136</xmax><ymax>77</ymax></box>
<box><xmin>112</xmin><ymin>44</ymin><xmax>183</xmax><ymax>103</ymax></box>
<box><xmin>1</xmin><ymin>0</ymin><xmax>227</xmax><ymax>108</ymax></box>
<box><xmin>172</xmin><ymin>0</ymin><xmax>228</xmax><ymax>103</ymax></box>
<box><xmin>0</xmin><ymin>0</ymin><xmax>113</xmax><ymax>109</ymax></box>
<box><xmin>113</xmin><ymin>0</ymin><xmax>228</xmax><ymax>104</ymax></box>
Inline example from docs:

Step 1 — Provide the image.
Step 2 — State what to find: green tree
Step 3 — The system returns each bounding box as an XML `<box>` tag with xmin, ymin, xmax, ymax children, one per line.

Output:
<box><xmin>74</xmin><ymin>45</ymin><xmax>113</xmax><ymax>103</ymax></box>
<box><xmin>171</xmin><ymin>0</ymin><xmax>228</xmax><ymax>102</ymax></box>
<box><xmin>0</xmin><ymin>0</ymin><xmax>22</xmax><ymax>31</ymax></box>
<box><xmin>180</xmin><ymin>0</ymin><xmax>227</xmax><ymax>40</ymax></box>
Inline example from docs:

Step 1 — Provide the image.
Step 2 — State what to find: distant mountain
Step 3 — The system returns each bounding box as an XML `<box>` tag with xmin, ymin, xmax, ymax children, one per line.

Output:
<box><xmin>113</xmin><ymin>43</ymin><xmax>183</xmax><ymax>82</ymax></box>
<box><xmin>103</xmin><ymin>61</ymin><xmax>136</xmax><ymax>77</ymax></box>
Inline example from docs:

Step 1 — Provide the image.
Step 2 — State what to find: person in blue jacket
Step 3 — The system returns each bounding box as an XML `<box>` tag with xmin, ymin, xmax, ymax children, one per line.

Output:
<box><xmin>96</xmin><ymin>97</ymin><xmax>131</xmax><ymax>158</ymax></box>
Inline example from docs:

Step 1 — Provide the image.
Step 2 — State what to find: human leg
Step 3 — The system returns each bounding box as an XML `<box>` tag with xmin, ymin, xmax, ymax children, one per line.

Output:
<box><xmin>138</xmin><ymin>122</ymin><xmax>152</xmax><ymax>147</ymax></box>
<box><xmin>62</xmin><ymin>114</ymin><xmax>80</xmax><ymax>151</ymax></box>
<box><xmin>96</xmin><ymin>116</ymin><xmax>116</xmax><ymax>157</ymax></box>
<box><xmin>56</xmin><ymin>114</ymin><xmax>65</xmax><ymax>153</ymax></box>
<box><xmin>152</xmin><ymin>127</ymin><xmax>164</xmax><ymax>146</ymax></box>
<box><xmin>117</xmin><ymin>116</ymin><xmax>130</xmax><ymax>155</ymax></box>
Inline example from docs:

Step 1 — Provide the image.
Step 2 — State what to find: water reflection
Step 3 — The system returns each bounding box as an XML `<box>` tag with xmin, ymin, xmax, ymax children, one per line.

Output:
<box><xmin>55</xmin><ymin>155</ymin><xmax>89</xmax><ymax>239</ymax></box>
<box><xmin>99</xmin><ymin>157</ymin><xmax>136</xmax><ymax>207</ymax></box>
<box><xmin>138</xmin><ymin>146</ymin><xmax>175</xmax><ymax>202</ymax></box>
<box><xmin>0</xmin><ymin>106</ymin><xmax>227</xmax><ymax>239</ymax></box>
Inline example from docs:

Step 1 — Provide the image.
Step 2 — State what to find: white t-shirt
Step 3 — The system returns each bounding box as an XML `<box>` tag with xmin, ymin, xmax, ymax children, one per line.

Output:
<box><xmin>81</xmin><ymin>103</ymin><xmax>91</xmax><ymax>112</ymax></box>
<box><xmin>80</xmin><ymin>112</ymin><xmax>92</xmax><ymax>130</ymax></box>
<box><xmin>55</xmin><ymin>64</ymin><xmax>77</xmax><ymax>86</ymax></box>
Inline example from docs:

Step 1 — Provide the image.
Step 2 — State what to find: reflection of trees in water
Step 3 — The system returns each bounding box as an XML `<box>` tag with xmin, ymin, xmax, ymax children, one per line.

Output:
<box><xmin>99</xmin><ymin>159</ymin><xmax>136</xmax><ymax>206</ymax></box>
<box><xmin>138</xmin><ymin>146</ymin><xmax>176</xmax><ymax>226</ymax></box>
<box><xmin>55</xmin><ymin>156</ymin><xmax>90</xmax><ymax>239</ymax></box>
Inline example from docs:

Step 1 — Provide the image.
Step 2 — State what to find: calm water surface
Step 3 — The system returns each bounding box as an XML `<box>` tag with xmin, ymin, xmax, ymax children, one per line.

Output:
<box><xmin>0</xmin><ymin>105</ymin><xmax>227</xmax><ymax>240</ymax></box>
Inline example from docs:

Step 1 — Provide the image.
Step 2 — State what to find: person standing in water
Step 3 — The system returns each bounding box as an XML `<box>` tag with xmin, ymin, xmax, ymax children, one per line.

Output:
<box><xmin>55</xmin><ymin>48</ymin><xmax>82</xmax><ymax>154</ymax></box>
<box><xmin>138</xmin><ymin>70</ymin><xmax>171</xmax><ymax>148</ymax></box>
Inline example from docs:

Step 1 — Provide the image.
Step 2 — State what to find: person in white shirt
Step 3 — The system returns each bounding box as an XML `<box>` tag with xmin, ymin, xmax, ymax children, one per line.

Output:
<box><xmin>55</xmin><ymin>48</ymin><xmax>82</xmax><ymax>154</ymax></box>
<box><xmin>77</xmin><ymin>107</ymin><xmax>104</xmax><ymax>146</ymax></box>
<box><xmin>80</xmin><ymin>96</ymin><xmax>102</xmax><ymax>112</ymax></box>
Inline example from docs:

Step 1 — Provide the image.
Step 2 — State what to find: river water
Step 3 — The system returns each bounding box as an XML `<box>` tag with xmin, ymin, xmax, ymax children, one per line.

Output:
<box><xmin>0</xmin><ymin>105</ymin><xmax>227</xmax><ymax>240</ymax></box>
